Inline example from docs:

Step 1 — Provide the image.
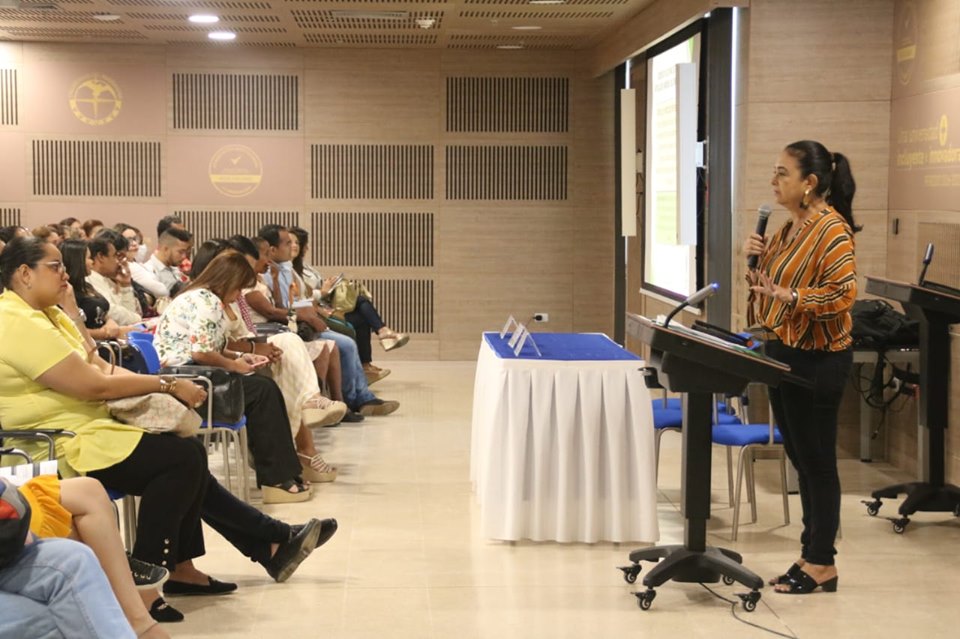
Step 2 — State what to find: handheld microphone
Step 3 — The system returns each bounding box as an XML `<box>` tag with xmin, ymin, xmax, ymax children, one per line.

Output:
<box><xmin>664</xmin><ymin>282</ymin><xmax>719</xmax><ymax>327</ymax></box>
<box><xmin>918</xmin><ymin>243</ymin><xmax>934</xmax><ymax>286</ymax></box>
<box><xmin>747</xmin><ymin>204</ymin><xmax>773</xmax><ymax>270</ymax></box>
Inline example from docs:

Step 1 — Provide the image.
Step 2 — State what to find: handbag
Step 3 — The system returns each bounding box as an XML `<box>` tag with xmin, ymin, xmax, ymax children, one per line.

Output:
<box><xmin>106</xmin><ymin>393</ymin><xmax>201</xmax><ymax>437</ymax></box>
<box><xmin>330</xmin><ymin>280</ymin><xmax>372</xmax><ymax>314</ymax></box>
<box><xmin>323</xmin><ymin>315</ymin><xmax>356</xmax><ymax>339</ymax></box>
<box><xmin>158</xmin><ymin>366</ymin><xmax>246</xmax><ymax>425</ymax></box>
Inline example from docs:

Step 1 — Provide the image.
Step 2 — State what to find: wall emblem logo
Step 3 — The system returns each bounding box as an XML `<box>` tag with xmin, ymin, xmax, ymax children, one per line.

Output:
<box><xmin>209</xmin><ymin>145</ymin><xmax>263</xmax><ymax>197</ymax></box>
<box><xmin>69</xmin><ymin>73</ymin><xmax>123</xmax><ymax>126</ymax></box>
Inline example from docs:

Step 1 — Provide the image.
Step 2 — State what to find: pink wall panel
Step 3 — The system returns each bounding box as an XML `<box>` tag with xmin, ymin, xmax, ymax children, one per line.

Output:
<box><xmin>0</xmin><ymin>131</ymin><xmax>27</xmax><ymax>201</ymax></box>
<box><xmin>21</xmin><ymin>61</ymin><xmax>165</xmax><ymax>136</ymax></box>
<box><xmin>166</xmin><ymin>136</ymin><xmax>304</xmax><ymax>207</ymax></box>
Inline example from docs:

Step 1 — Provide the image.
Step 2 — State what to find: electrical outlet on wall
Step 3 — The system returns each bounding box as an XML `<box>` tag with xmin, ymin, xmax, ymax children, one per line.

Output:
<box><xmin>533</xmin><ymin>313</ymin><xmax>549</xmax><ymax>322</ymax></box>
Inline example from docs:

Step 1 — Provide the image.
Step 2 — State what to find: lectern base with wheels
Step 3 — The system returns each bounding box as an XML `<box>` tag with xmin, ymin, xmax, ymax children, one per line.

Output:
<box><xmin>860</xmin><ymin>277</ymin><xmax>960</xmax><ymax>533</ymax></box>
<box><xmin>621</xmin><ymin>314</ymin><xmax>796</xmax><ymax>612</ymax></box>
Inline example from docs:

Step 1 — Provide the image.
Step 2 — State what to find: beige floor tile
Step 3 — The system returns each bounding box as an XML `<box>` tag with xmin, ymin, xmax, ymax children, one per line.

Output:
<box><xmin>167</xmin><ymin>362</ymin><xmax>960</xmax><ymax>639</ymax></box>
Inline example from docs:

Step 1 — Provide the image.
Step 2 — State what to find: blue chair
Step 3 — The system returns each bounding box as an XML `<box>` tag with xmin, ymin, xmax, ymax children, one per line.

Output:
<box><xmin>711</xmin><ymin>393</ymin><xmax>790</xmax><ymax>541</ymax></box>
<box><xmin>127</xmin><ymin>339</ymin><xmax>160</xmax><ymax>375</ymax></box>
<box><xmin>129</xmin><ymin>338</ymin><xmax>251</xmax><ymax>501</ymax></box>
<box><xmin>653</xmin><ymin>398</ymin><xmax>739</xmax><ymax>478</ymax></box>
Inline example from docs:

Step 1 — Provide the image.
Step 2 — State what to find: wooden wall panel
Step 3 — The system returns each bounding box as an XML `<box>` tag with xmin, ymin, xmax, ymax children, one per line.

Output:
<box><xmin>734</xmin><ymin>0</ymin><xmax>895</xmax><ymax>459</ymax></box>
<box><xmin>1</xmin><ymin>43</ymin><xmax>616</xmax><ymax>361</ymax></box>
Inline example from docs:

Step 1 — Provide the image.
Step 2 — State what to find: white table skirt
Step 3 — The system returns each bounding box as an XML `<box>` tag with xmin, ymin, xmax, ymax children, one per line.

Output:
<box><xmin>470</xmin><ymin>338</ymin><xmax>659</xmax><ymax>543</ymax></box>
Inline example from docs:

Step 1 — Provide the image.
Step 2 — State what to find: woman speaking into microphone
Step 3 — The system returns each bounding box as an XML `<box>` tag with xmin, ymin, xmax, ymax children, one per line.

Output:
<box><xmin>743</xmin><ymin>140</ymin><xmax>858</xmax><ymax>595</ymax></box>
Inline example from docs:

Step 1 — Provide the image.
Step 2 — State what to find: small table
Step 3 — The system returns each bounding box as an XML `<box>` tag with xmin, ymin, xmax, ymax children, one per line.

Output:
<box><xmin>470</xmin><ymin>332</ymin><xmax>659</xmax><ymax>543</ymax></box>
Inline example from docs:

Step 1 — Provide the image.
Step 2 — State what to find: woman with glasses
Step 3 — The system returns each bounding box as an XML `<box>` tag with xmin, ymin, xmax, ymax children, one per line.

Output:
<box><xmin>0</xmin><ymin>237</ymin><xmax>336</xmax><ymax>623</ymax></box>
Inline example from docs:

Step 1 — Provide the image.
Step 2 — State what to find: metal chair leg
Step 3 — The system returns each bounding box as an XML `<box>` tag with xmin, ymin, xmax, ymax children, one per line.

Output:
<box><xmin>726</xmin><ymin>446</ymin><xmax>735</xmax><ymax>507</ymax></box>
<box><xmin>731</xmin><ymin>445</ymin><xmax>749</xmax><ymax>541</ymax></box>
<box><xmin>745</xmin><ymin>447</ymin><xmax>758</xmax><ymax>524</ymax></box>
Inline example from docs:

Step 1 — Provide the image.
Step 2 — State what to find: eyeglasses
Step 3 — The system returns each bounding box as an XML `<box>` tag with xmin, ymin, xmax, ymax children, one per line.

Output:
<box><xmin>39</xmin><ymin>260</ymin><xmax>65</xmax><ymax>274</ymax></box>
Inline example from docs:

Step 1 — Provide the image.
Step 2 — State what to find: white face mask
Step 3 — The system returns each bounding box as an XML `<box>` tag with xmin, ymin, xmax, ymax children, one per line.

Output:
<box><xmin>136</xmin><ymin>244</ymin><xmax>149</xmax><ymax>263</ymax></box>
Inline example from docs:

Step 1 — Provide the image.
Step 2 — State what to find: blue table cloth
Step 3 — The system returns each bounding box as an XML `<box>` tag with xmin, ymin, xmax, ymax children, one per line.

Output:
<box><xmin>483</xmin><ymin>332</ymin><xmax>640</xmax><ymax>361</ymax></box>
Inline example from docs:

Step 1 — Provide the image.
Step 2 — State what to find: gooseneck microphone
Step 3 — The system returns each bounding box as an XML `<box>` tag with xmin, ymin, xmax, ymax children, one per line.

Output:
<box><xmin>747</xmin><ymin>204</ymin><xmax>773</xmax><ymax>270</ymax></box>
<box><xmin>664</xmin><ymin>282</ymin><xmax>719</xmax><ymax>327</ymax></box>
<box><xmin>918</xmin><ymin>243</ymin><xmax>934</xmax><ymax>286</ymax></box>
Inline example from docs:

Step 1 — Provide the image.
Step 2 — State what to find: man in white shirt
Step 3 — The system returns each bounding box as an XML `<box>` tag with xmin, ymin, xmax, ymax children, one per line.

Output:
<box><xmin>144</xmin><ymin>228</ymin><xmax>192</xmax><ymax>297</ymax></box>
<box><xmin>86</xmin><ymin>232</ymin><xmax>143</xmax><ymax>326</ymax></box>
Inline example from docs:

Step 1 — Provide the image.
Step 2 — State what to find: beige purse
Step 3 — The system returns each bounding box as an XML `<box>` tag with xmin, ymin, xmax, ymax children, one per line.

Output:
<box><xmin>106</xmin><ymin>393</ymin><xmax>201</xmax><ymax>437</ymax></box>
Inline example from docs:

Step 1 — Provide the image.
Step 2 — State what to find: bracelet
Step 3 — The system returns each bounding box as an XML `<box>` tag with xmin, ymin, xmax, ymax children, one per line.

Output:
<box><xmin>790</xmin><ymin>289</ymin><xmax>799</xmax><ymax>306</ymax></box>
<box><xmin>159</xmin><ymin>375</ymin><xmax>177</xmax><ymax>394</ymax></box>
<box><xmin>248</xmin><ymin>340</ymin><xmax>256</xmax><ymax>354</ymax></box>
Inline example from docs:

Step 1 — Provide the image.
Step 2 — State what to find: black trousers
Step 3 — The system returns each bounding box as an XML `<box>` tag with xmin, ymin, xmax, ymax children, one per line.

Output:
<box><xmin>344</xmin><ymin>296</ymin><xmax>384</xmax><ymax>365</ymax></box>
<box><xmin>239</xmin><ymin>374</ymin><xmax>302</xmax><ymax>487</ymax></box>
<box><xmin>765</xmin><ymin>341</ymin><xmax>852</xmax><ymax>566</ymax></box>
<box><xmin>89</xmin><ymin>435</ymin><xmax>291</xmax><ymax>569</ymax></box>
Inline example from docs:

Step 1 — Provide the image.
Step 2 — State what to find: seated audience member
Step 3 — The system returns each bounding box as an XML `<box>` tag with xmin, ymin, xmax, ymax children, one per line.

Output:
<box><xmin>247</xmin><ymin>236</ymin><xmax>361</xmax><ymax>424</ymax></box>
<box><xmin>199</xmin><ymin>236</ymin><xmax>346</xmax><ymax>481</ymax></box>
<box><xmin>156</xmin><ymin>215</ymin><xmax>192</xmax><ymax>276</ymax></box>
<box><xmin>62</xmin><ymin>239</ymin><xmax>140</xmax><ymax>341</ymax></box>
<box><xmin>81</xmin><ymin>219</ymin><xmax>104</xmax><ymax>240</ymax></box>
<box><xmin>115</xmin><ymin>223</ymin><xmax>150</xmax><ymax>264</ymax></box>
<box><xmin>86</xmin><ymin>231</ymin><xmax>144</xmax><ymax>326</ymax></box>
<box><xmin>0</xmin><ymin>237</ymin><xmax>337</xmax><ymax>623</ymax></box>
<box><xmin>6</xmin><ymin>476</ymin><xmax>170</xmax><ymax>637</ymax></box>
<box><xmin>155</xmin><ymin>250</ymin><xmax>314</xmax><ymax>502</ymax></box>
<box><xmin>0</xmin><ymin>226</ymin><xmax>28</xmax><ymax>243</ymax></box>
<box><xmin>259</xmin><ymin>224</ymin><xmax>399</xmax><ymax>417</ymax></box>
<box><xmin>59</xmin><ymin>217</ymin><xmax>84</xmax><ymax>239</ymax></box>
<box><xmin>0</xmin><ymin>533</ymin><xmax>140</xmax><ymax>638</ymax></box>
<box><xmin>145</xmin><ymin>228</ymin><xmax>192</xmax><ymax>297</ymax></box>
<box><xmin>290</xmin><ymin>226</ymin><xmax>408</xmax><ymax>384</ymax></box>
<box><xmin>31</xmin><ymin>225</ymin><xmax>63</xmax><ymax>248</ymax></box>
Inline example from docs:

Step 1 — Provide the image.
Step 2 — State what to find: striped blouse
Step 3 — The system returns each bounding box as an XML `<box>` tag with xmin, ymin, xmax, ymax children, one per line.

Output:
<box><xmin>747</xmin><ymin>207</ymin><xmax>857</xmax><ymax>351</ymax></box>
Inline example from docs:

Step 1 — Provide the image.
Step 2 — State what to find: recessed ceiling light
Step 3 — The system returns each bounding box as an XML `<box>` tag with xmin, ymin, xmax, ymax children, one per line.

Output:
<box><xmin>189</xmin><ymin>14</ymin><xmax>220</xmax><ymax>24</ymax></box>
<box><xmin>92</xmin><ymin>13</ymin><xmax>122</xmax><ymax>22</ymax></box>
<box><xmin>511</xmin><ymin>26</ymin><xmax>542</xmax><ymax>30</ymax></box>
<box><xmin>208</xmin><ymin>31</ymin><xmax>236</xmax><ymax>41</ymax></box>
<box><xmin>528</xmin><ymin>0</ymin><xmax>565</xmax><ymax>4</ymax></box>
<box><xmin>496</xmin><ymin>44</ymin><xmax>525</xmax><ymax>50</ymax></box>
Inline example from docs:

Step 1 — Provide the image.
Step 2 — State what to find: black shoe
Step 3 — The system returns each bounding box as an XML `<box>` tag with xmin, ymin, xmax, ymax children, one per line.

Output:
<box><xmin>163</xmin><ymin>576</ymin><xmax>238</xmax><ymax>596</ymax></box>
<box><xmin>128</xmin><ymin>554</ymin><xmax>169</xmax><ymax>590</ymax></box>
<box><xmin>341</xmin><ymin>410</ymin><xmax>364</xmax><ymax>423</ymax></box>
<box><xmin>769</xmin><ymin>562</ymin><xmax>802</xmax><ymax>586</ymax></box>
<box><xmin>149</xmin><ymin>597</ymin><xmax>184</xmax><ymax>623</ymax></box>
<box><xmin>289</xmin><ymin>518</ymin><xmax>338</xmax><ymax>554</ymax></box>
<box><xmin>262</xmin><ymin>517</ymin><xmax>332</xmax><ymax>583</ymax></box>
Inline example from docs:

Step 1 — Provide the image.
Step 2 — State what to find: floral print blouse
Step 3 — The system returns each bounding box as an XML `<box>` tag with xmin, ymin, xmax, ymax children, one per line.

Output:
<box><xmin>155</xmin><ymin>288</ymin><xmax>227</xmax><ymax>366</ymax></box>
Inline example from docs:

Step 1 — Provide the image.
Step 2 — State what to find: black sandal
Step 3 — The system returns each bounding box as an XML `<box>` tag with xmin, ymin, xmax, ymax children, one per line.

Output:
<box><xmin>768</xmin><ymin>562</ymin><xmax>802</xmax><ymax>586</ymax></box>
<box><xmin>776</xmin><ymin>570</ymin><xmax>838</xmax><ymax>594</ymax></box>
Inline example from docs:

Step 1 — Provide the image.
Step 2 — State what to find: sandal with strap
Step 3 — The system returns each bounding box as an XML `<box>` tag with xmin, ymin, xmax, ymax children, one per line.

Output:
<box><xmin>262</xmin><ymin>478</ymin><xmax>312</xmax><ymax>504</ymax></box>
<box><xmin>776</xmin><ymin>570</ymin><xmax>838</xmax><ymax>595</ymax></box>
<box><xmin>769</xmin><ymin>562</ymin><xmax>802</xmax><ymax>586</ymax></box>
<box><xmin>298</xmin><ymin>452</ymin><xmax>338</xmax><ymax>483</ymax></box>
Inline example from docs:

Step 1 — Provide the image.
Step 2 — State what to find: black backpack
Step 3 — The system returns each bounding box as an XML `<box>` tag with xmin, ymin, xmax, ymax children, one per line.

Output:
<box><xmin>851</xmin><ymin>299</ymin><xmax>919</xmax><ymax>350</ymax></box>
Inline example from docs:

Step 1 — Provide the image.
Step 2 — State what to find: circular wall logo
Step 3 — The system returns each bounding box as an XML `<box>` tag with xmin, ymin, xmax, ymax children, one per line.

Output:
<box><xmin>68</xmin><ymin>73</ymin><xmax>123</xmax><ymax>126</ymax></box>
<box><xmin>209</xmin><ymin>145</ymin><xmax>263</xmax><ymax>197</ymax></box>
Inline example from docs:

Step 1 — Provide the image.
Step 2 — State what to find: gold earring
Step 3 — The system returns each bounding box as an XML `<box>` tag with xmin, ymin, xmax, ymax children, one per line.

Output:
<box><xmin>801</xmin><ymin>187</ymin><xmax>811</xmax><ymax>209</ymax></box>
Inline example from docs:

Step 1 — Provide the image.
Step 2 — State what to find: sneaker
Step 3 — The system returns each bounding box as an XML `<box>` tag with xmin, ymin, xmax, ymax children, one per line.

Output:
<box><xmin>129</xmin><ymin>555</ymin><xmax>169</xmax><ymax>590</ymax></box>
<box><xmin>357</xmin><ymin>398</ymin><xmax>400</xmax><ymax>417</ymax></box>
